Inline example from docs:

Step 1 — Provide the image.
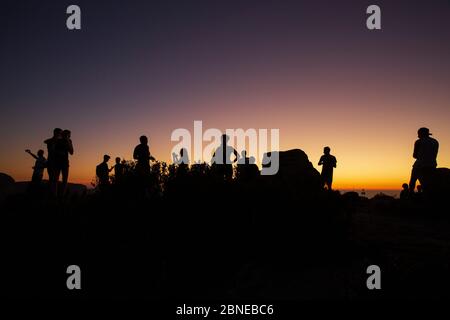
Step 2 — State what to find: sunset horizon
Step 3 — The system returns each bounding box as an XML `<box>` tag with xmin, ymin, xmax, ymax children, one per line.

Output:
<box><xmin>2</xmin><ymin>0</ymin><xmax>450</xmax><ymax>306</ymax></box>
<box><xmin>1</xmin><ymin>1</ymin><xmax>449</xmax><ymax>191</ymax></box>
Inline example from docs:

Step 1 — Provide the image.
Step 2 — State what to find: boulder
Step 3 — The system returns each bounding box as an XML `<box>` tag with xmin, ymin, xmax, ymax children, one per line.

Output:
<box><xmin>261</xmin><ymin>149</ymin><xmax>321</xmax><ymax>195</ymax></box>
<box><xmin>0</xmin><ymin>172</ymin><xmax>15</xmax><ymax>190</ymax></box>
<box><xmin>426</xmin><ymin>167</ymin><xmax>450</xmax><ymax>196</ymax></box>
<box><xmin>0</xmin><ymin>173</ymin><xmax>16</xmax><ymax>203</ymax></box>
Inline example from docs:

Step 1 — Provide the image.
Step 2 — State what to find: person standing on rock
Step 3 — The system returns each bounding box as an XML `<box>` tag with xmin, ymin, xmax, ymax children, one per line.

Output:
<box><xmin>318</xmin><ymin>146</ymin><xmax>337</xmax><ymax>190</ymax></box>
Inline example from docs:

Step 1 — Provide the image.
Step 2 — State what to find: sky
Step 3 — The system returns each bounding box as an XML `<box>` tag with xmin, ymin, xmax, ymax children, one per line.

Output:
<box><xmin>1</xmin><ymin>0</ymin><xmax>449</xmax><ymax>189</ymax></box>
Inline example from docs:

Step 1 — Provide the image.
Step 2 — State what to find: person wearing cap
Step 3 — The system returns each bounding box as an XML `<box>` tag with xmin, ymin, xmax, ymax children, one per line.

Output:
<box><xmin>409</xmin><ymin>127</ymin><xmax>439</xmax><ymax>193</ymax></box>
<box><xmin>96</xmin><ymin>154</ymin><xmax>113</xmax><ymax>190</ymax></box>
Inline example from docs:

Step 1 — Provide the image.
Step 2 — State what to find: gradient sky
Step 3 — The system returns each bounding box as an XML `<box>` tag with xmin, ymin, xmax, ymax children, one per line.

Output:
<box><xmin>1</xmin><ymin>0</ymin><xmax>449</xmax><ymax>189</ymax></box>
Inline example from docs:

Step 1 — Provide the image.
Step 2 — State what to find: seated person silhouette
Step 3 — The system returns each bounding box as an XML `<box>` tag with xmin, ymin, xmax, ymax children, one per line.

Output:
<box><xmin>96</xmin><ymin>154</ymin><xmax>113</xmax><ymax>190</ymax></box>
<box><xmin>318</xmin><ymin>146</ymin><xmax>337</xmax><ymax>190</ymax></box>
<box><xmin>400</xmin><ymin>183</ymin><xmax>409</xmax><ymax>200</ymax></box>
<box><xmin>25</xmin><ymin>149</ymin><xmax>47</xmax><ymax>185</ymax></box>
<box><xmin>409</xmin><ymin>127</ymin><xmax>439</xmax><ymax>194</ymax></box>
<box><xmin>212</xmin><ymin>134</ymin><xmax>239</xmax><ymax>181</ymax></box>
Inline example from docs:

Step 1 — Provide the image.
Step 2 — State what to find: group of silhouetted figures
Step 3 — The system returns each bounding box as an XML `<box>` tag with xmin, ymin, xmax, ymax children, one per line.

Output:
<box><xmin>25</xmin><ymin>128</ymin><xmax>73</xmax><ymax>197</ymax></box>
<box><xmin>25</xmin><ymin>126</ymin><xmax>440</xmax><ymax>199</ymax></box>
<box><xmin>94</xmin><ymin>134</ymin><xmax>260</xmax><ymax>193</ymax></box>
<box><xmin>94</xmin><ymin>135</ymin><xmax>156</xmax><ymax>194</ymax></box>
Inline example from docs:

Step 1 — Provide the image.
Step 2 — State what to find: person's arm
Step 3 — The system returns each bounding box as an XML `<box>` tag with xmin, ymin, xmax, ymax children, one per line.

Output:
<box><xmin>318</xmin><ymin>156</ymin><xmax>323</xmax><ymax>166</ymax></box>
<box><xmin>133</xmin><ymin>147</ymin><xmax>138</xmax><ymax>160</ymax></box>
<box><xmin>413</xmin><ymin>140</ymin><xmax>419</xmax><ymax>159</ymax></box>
<box><xmin>67</xmin><ymin>139</ymin><xmax>74</xmax><ymax>155</ymax></box>
<box><xmin>435</xmin><ymin>140</ymin><xmax>439</xmax><ymax>159</ymax></box>
<box><xmin>25</xmin><ymin>149</ymin><xmax>38</xmax><ymax>159</ymax></box>
<box><xmin>333</xmin><ymin>157</ymin><xmax>337</xmax><ymax>168</ymax></box>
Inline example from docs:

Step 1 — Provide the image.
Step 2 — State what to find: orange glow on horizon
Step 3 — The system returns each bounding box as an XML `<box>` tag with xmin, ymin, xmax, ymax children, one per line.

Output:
<box><xmin>2</xmin><ymin>77</ymin><xmax>450</xmax><ymax>189</ymax></box>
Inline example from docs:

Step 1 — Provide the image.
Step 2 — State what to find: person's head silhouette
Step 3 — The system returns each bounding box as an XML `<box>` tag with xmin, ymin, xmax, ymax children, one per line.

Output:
<box><xmin>63</xmin><ymin>129</ymin><xmax>71</xmax><ymax>139</ymax></box>
<box><xmin>53</xmin><ymin>128</ymin><xmax>63</xmax><ymax>138</ymax></box>
<box><xmin>402</xmin><ymin>183</ymin><xmax>408</xmax><ymax>190</ymax></box>
<box><xmin>324</xmin><ymin>146</ymin><xmax>331</xmax><ymax>155</ymax></box>
<box><xmin>103</xmin><ymin>154</ymin><xmax>110</xmax><ymax>163</ymax></box>
<box><xmin>37</xmin><ymin>149</ymin><xmax>45</xmax><ymax>157</ymax></box>
<box><xmin>140</xmin><ymin>135</ymin><xmax>148</xmax><ymax>145</ymax></box>
<box><xmin>418</xmin><ymin>127</ymin><xmax>432</xmax><ymax>139</ymax></box>
<box><xmin>115</xmin><ymin>157</ymin><xmax>121</xmax><ymax>164</ymax></box>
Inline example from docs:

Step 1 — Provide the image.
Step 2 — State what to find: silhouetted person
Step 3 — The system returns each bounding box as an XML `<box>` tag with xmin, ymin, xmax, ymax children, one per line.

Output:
<box><xmin>173</xmin><ymin>148</ymin><xmax>189</xmax><ymax>177</ymax></box>
<box><xmin>44</xmin><ymin>128</ymin><xmax>61</xmax><ymax>185</ymax></box>
<box><xmin>96</xmin><ymin>154</ymin><xmax>113</xmax><ymax>190</ymax></box>
<box><xmin>237</xmin><ymin>150</ymin><xmax>250</xmax><ymax>165</ymax></box>
<box><xmin>133</xmin><ymin>136</ymin><xmax>155</xmax><ymax>197</ymax></box>
<box><xmin>318</xmin><ymin>146</ymin><xmax>337</xmax><ymax>190</ymax></box>
<box><xmin>133</xmin><ymin>135</ymin><xmax>155</xmax><ymax>176</ymax></box>
<box><xmin>113</xmin><ymin>157</ymin><xmax>124</xmax><ymax>184</ymax></box>
<box><xmin>417</xmin><ymin>185</ymin><xmax>423</xmax><ymax>194</ymax></box>
<box><xmin>236</xmin><ymin>150</ymin><xmax>259</xmax><ymax>181</ymax></box>
<box><xmin>400</xmin><ymin>183</ymin><xmax>409</xmax><ymax>200</ymax></box>
<box><xmin>409</xmin><ymin>127</ymin><xmax>439</xmax><ymax>193</ymax></box>
<box><xmin>45</xmin><ymin>128</ymin><xmax>74</xmax><ymax>197</ymax></box>
<box><xmin>57</xmin><ymin>129</ymin><xmax>74</xmax><ymax>196</ymax></box>
<box><xmin>173</xmin><ymin>148</ymin><xmax>190</xmax><ymax>165</ymax></box>
<box><xmin>25</xmin><ymin>149</ymin><xmax>47</xmax><ymax>185</ymax></box>
<box><xmin>212</xmin><ymin>134</ymin><xmax>239</xmax><ymax>181</ymax></box>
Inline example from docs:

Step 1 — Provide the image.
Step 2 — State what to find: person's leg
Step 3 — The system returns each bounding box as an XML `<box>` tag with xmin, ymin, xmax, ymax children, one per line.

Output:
<box><xmin>409</xmin><ymin>167</ymin><xmax>419</xmax><ymax>193</ymax></box>
<box><xmin>61</xmin><ymin>166</ymin><xmax>69</xmax><ymax>197</ymax></box>
<box><xmin>322</xmin><ymin>172</ymin><xmax>331</xmax><ymax>190</ymax></box>
<box><xmin>31</xmin><ymin>172</ymin><xmax>41</xmax><ymax>184</ymax></box>
<box><xmin>47</xmin><ymin>166</ymin><xmax>54</xmax><ymax>193</ymax></box>
<box><xmin>320</xmin><ymin>173</ymin><xmax>326</xmax><ymax>189</ymax></box>
<box><xmin>418</xmin><ymin>167</ymin><xmax>435</xmax><ymax>193</ymax></box>
<box><xmin>51</xmin><ymin>167</ymin><xmax>61</xmax><ymax>197</ymax></box>
<box><xmin>327</xmin><ymin>171</ymin><xmax>333</xmax><ymax>190</ymax></box>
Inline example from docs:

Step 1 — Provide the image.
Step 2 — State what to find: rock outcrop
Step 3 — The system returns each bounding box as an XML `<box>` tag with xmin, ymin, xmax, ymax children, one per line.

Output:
<box><xmin>261</xmin><ymin>149</ymin><xmax>321</xmax><ymax>196</ymax></box>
